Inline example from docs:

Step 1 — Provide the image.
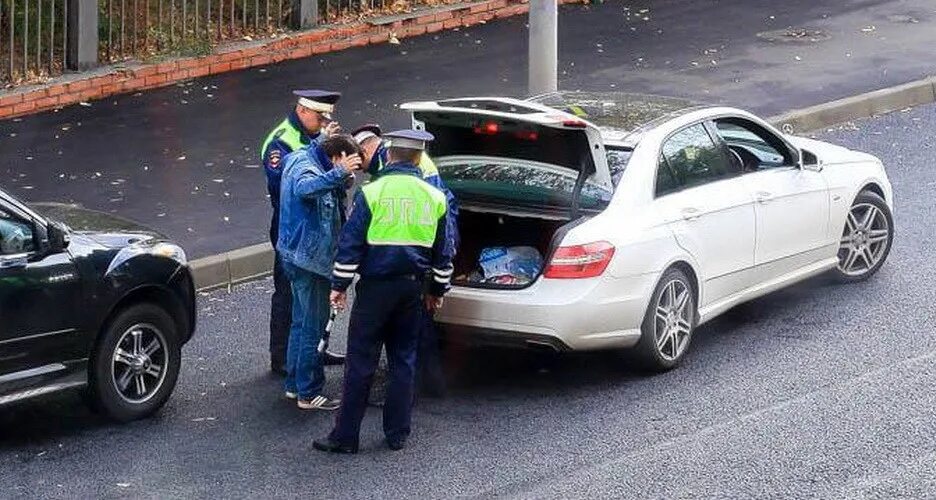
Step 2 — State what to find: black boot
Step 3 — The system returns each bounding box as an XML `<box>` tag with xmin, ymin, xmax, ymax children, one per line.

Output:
<box><xmin>313</xmin><ymin>437</ymin><xmax>358</xmax><ymax>454</ymax></box>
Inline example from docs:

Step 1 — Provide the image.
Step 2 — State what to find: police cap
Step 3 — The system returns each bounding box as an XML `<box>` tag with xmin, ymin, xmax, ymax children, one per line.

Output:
<box><xmin>384</xmin><ymin>129</ymin><xmax>434</xmax><ymax>151</ymax></box>
<box><xmin>293</xmin><ymin>90</ymin><xmax>341</xmax><ymax>119</ymax></box>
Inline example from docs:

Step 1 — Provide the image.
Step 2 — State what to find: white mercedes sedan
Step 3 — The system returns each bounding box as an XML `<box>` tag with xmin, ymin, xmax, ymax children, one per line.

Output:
<box><xmin>402</xmin><ymin>92</ymin><xmax>894</xmax><ymax>371</ymax></box>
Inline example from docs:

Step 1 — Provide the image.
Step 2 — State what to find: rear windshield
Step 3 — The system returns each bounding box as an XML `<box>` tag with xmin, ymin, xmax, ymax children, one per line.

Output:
<box><xmin>415</xmin><ymin>112</ymin><xmax>595</xmax><ymax>173</ymax></box>
<box><xmin>436</xmin><ymin>157</ymin><xmax>612</xmax><ymax>211</ymax></box>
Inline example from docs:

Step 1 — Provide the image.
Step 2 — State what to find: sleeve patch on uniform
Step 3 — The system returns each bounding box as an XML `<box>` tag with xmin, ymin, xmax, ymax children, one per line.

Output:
<box><xmin>269</xmin><ymin>150</ymin><xmax>282</xmax><ymax>169</ymax></box>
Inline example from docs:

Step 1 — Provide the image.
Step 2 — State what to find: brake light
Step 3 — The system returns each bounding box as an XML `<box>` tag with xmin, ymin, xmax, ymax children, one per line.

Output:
<box><xmin>543</xmin><ymin>241</ymin><xmax>615</xmax><ymax>279</ymax></box>
<box><xmin>561</xmin><ymin>119</ymin><xmax>587</xmax><ymax>128</ymax></box>
<box><xmin>473</xmin><ymin>122</ymin><xmax>499</xmax><ymax>135</ymax></box>
<box><xmin>514</xmin><ymin>130</ymin><xmax>539</xmax><ymax>141</ymax></box>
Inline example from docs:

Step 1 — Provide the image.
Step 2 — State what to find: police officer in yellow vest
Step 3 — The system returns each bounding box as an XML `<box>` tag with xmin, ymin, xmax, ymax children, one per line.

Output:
<box><xmin>353</xmin><ymin>124</ymin><xmax>458</xmax><ymax>397</ymax></box>
<box><xmin>313</xmin><ymin>130</ymin><xmax>454</xmax><ymax>454</ymax></box>
<box><xmin>261</xmin><ymin>90</ymin><xmax>345</xmax><ymax>375</ymax></box>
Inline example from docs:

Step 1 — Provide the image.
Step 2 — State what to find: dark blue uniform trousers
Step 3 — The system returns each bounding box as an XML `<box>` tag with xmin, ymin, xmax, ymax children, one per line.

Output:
<box><xmin>269</xmin><ymin>215</ymin><xmax>291</xmax><ymax>367</ymax></box>
<box><xmin>330</xmin><ymin>276</ymin><xmax>422</xmax><ymax>446</ymax></box>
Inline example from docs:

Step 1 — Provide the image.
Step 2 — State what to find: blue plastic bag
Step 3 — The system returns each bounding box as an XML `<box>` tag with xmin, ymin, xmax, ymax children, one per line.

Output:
<box><xmin>478</xmin><ymin>246</ymin><xmax>544</xmax><ymax>281</ymax></box>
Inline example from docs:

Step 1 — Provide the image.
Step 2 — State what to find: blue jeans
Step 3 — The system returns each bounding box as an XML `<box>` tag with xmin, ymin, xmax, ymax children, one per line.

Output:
<box><xmin>283</xmin><ymin>262</ymin><xmax>330</xmax><ymax>399</ymax></box>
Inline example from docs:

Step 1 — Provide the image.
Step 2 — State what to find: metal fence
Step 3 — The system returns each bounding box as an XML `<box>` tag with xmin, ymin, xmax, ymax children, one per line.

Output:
<box><xmin>98</xmin><ymin>0</ymin><xmax>294</xmax><ymax>62</ymax></box>
<box><xmin>2</xmin><ymin>0</ymin><xmax>450</xmax><ymax>85</ymax></box>
<box><xmin>1</xmin><ymin>0</ymin><xmax>68</xmax><ymax>85</ymax></box>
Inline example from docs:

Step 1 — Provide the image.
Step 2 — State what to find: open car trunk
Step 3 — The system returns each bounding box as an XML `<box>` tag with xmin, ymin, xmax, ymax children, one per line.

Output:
<box><xmin>453</xmin><ymin>207</ymin><xmax>573</xmax><ymax>289</ymax></box>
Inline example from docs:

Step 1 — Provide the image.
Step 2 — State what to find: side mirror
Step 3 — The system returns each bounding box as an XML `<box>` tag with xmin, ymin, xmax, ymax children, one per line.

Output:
<box><xmin>48</xmin><ymin>220</ymin><xmax>71</xmax><ymax>253</ymax></box>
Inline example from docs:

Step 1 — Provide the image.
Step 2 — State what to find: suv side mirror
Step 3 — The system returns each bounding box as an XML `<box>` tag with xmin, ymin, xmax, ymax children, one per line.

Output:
<box><xmin>48</xmin><ymin>220</ymin><xmax>70</xmax><ymax>253</ymax></box>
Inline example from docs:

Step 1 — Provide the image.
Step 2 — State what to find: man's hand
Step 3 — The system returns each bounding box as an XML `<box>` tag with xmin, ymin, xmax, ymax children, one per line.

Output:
<box><xmin>324</xmin><ymin>121</ymin><xmax>341</xmax><ymax>137</ymax></box>
<box><xmin>424</xmin><ymin>295</ymin><xmax>444</xmax><ymax>313</ymax></box>
<box><xmin>330</xmin><ymin>290</ymin><xmax>348</xmax><ymax>311</ymax></box>
<box><xmin>335</xmin><ymin>151</ymin><xmax>363</xmax><ymax>174</ymax></box>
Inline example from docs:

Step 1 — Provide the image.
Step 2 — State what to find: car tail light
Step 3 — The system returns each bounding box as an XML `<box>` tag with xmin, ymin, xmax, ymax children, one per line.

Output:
<box><xmin>561</xmin><ymin>119</ymin><xmax>587</xmax><ymax>128</ymax></box>
<box><xmin>543</xmin><ymin>241</ymin><xmax>615</xmax><ymax>279</ymax></box>
<box><xmin>473</xmin><ymin>122</ymin><xmax>499</xmax><ymax>135</ymax></box>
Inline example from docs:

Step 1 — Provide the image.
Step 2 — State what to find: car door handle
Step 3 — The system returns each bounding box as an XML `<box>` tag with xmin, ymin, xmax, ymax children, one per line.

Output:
<box><xmin>681</xmin><ymin>207</ymin><xmax>702</xmax><ymax>221</ymax></box>
<box><xmin>0</xmin><ymin>253</ymin><xmax>28</xmax><ymax>270</ymax></box>
<box><xmin>754</xmin><ymin>191</ymin><xmax>773</xmax><ymax>204</ymax></box>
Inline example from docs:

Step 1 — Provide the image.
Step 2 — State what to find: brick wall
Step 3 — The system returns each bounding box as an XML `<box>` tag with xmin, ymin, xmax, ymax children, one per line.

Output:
<box><xmin>0</xmin><ymin>0</ymin><xmax>582</xmax><ymax>121</ymax></box>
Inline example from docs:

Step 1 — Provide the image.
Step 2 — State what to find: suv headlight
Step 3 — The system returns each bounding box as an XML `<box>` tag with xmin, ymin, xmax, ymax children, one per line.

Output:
<box><xmin>106</xmin><ymin>242</ymin><xmax>188</xmax><ymax>276</ymax></box>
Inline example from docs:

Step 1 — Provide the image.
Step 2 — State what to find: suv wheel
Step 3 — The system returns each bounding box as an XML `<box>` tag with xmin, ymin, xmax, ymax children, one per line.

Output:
<box><xmin>88</xmin><ymin>303</ymin><xmax>181</xmax><ymax>422</ymax></box>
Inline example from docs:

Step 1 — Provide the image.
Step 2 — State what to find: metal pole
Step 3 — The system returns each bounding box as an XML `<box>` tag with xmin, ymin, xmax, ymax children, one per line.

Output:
<box><xmin>293</xmin><ymin>0</ymin><xmax>314</xmax><ymax>29</ymax></box>
<box><xmin>66</xmin><ymin>0</ymin><xmax>98</xmax><ymax>70</ymax></box>
<box><xmin>527</xmin><ymin>0</ymin><xmax>557</xmax><ymax>96</ymax></box>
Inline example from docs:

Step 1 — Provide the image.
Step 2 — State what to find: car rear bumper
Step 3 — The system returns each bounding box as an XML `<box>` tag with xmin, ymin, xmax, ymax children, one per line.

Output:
<box><xmin>436</xmin><ymin>274</ymin><xmax>657</xmax><ymax>351</ymax></box>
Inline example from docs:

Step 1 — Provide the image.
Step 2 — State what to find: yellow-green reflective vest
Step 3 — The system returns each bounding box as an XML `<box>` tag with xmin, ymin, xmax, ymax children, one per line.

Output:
<box><xmin>362</xmin><ymin>174</ymin><xmax>447</xmax><ymax>248</ymax></box>
<box><xmin>260</xmin><ymin>118</ymin><xmax>305</xmax><ymax>159</ymax></box>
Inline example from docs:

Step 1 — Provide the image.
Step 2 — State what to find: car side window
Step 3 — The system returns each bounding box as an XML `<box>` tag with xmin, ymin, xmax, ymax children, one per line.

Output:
<box><xmin>656</xmin><ymin>123</ymin><xmax>734</xmax><ymax>196</ymax></box>
<box><xmin>0</xmin><ymin>207</ymin><xmax>35</xmax><ymax>255</ymax></box>
<box><xmin>714</xmin><ymin>119</ymin><xmax>792</xmax><ymax>171</ymax></box>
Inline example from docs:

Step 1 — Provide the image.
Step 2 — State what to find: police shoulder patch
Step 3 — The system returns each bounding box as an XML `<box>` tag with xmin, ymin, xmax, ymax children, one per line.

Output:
<box><xmin>268</xmin><ymin>149</ymin><xmax>282</xmax><ymax>169</ymax></box>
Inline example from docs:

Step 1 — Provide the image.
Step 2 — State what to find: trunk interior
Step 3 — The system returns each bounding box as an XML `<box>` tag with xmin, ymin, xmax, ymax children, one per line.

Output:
<box><xmin>453</xmin><ymin>208</ymin><xmax>570</xmax><ymax>289</ymax></box>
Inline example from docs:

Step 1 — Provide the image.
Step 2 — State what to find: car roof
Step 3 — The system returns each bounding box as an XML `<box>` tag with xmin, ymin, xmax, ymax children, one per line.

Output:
<box><xmin>527</xmin><ymin>91</ymin><xmax>710</xmax><ymax>145</ymax></box>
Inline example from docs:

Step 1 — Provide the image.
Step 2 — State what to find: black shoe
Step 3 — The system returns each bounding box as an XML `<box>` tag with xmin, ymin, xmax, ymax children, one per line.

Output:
<box><xmin>386</xmin><ymin>437</ymin><xmax>406</xmax><ymax>451</ymax></box>
<box><xmin>313</xmin><ymin>438</ymin><xmax>358</xmax><ymax>454</ymax></box>
<box><xmin>323</xmin><ymin>350</ymin><xmax>346</xmax><ymax>366</ymax></box>
<box><xmin>270</xmin><ymin>361</ymin><xmax>287</xmax><ymax>377</ymax></box>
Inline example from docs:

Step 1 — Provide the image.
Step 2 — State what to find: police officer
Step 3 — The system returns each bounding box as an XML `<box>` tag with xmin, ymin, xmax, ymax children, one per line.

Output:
<box><xmin>313</xmin><ymin>130</ymin><xmax>454</xmax><ymax>454</ymax></box>
<box><xmin>261</xmin><ymin>90</ymin><xmax>345</xmax><ymax>375</ymax></box>
<box><xmin>353</xmin><ymin>125</ymin><xmax>457</xmax><ymax>397</ymax></box>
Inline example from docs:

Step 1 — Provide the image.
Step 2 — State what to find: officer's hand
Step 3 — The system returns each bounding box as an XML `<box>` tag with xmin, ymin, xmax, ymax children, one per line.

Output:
<box><xmin>330</xmin><ymin>290</ymin><xmax>347</xmax><ymax>311</ymax></box>
<box><xmin>424</xmin><ymin>295</ymin><xmax>444</xmax><ymax>313</ymax></box>
<box><xmin>335</xmin><ymin>152</ymin><xmax>363</xmax><ymax>173</ymax></box>
<box><xmin>324</xmin><ymin>121</ymin><xmax>341</xmax><ymax>137</ymax></box>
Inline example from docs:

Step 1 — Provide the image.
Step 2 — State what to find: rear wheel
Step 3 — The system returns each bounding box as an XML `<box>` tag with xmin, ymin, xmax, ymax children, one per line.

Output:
<box><xmin>831</xmin><ymin>191</ymin><xmax>893</xmax><ymax>282</ymax></box>
<box><xmin>88</xmin><ymin>303</ymin><xmax>181</xmax><ymax>422</ymax></box>
<box><xmin>631</xmin><ymin>268</ymin><xmax>696</xmax><ymax>372</ymax></box>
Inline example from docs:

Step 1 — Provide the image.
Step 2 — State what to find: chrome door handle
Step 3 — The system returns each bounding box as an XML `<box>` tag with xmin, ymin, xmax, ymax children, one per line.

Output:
<box><xmin>681</xmin><ymin>207</ymin><xmax>702</xmax><ymax>221</ymax></box>
<box><xmin>754</xmin><ymin>191</ymin><xmax>773</xmax><ymax>204</ymax></box>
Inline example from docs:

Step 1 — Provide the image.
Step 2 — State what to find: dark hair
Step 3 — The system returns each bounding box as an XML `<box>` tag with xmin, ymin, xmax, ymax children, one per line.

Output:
<box><xmin>388</xmin><ymin>146</ymin><xmax>422</xmax><ymax>164</ymax></box>
<box><xmin>321</xmin><ymin>134</ymin><xmax>362</xmax><ymax>159</ymax></box>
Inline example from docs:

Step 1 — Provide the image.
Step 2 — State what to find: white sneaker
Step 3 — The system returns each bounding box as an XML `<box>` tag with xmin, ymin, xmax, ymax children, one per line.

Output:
<box><xmin>297</xmin><ymin>395</ymin><xmax>341</xmax><ymax>411</ymax></box>
<box><xmin>285</xmin><ymin>391</ymin><xmax>297</xmax><ymax>400</ymax></box>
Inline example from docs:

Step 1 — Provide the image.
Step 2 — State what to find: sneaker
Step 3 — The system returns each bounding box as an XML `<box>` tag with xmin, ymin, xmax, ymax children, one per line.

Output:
<box><xmin>284</xmin><ymin>391</ymin><xmax>297</xmax><ymax>400</ymax></box>
<box><xmin>297</xmin><ymin>395</ymin><xmax>341</xmax><ymax>411</ymax></box>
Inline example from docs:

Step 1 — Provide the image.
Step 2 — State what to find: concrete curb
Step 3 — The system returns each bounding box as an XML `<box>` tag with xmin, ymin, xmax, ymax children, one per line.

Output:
<box><xmin>191</xmin><ymin>76</ymin><xmax>936</xmax><ymax>292</ymax></box>
<box><xmin>767</xmin><ymin>77</ymin><xmax>936</xmax><ymax>134</ymax></box>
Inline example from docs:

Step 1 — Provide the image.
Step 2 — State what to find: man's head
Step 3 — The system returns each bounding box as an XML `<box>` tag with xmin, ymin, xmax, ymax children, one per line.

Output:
<box><xmin>352</xmin><ymin>124</ymin><xmax>383</xmax><ymax>166</ymax></box>
<box><xmin>292</xmin><ymin>90</ymin><xmax>341</xmax><ymax>135</ymax></box>
<box><xmin>321</xmin><ymin>134</ymin><xmax>363</xmax><ymax>164</ymax></box>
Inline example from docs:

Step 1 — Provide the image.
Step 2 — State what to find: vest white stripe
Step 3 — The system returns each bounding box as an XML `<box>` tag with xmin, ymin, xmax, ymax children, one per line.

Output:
<box><xmin>433</xmin><ymin>275</ymin><xmax>451</xmax><ymax>284</ymax></box>
<box><xmin>432</xmin><ymin>267</ymin><xmax>453</xmax><ymax>277</ymax></box>
<box><xmin>334</xmin><ymin>262</ymin><xmax>359</xmax><ymax>271</ymax></box>
<box><xmin>333</xmin><ymin>270</ymin><xmax>356</xmax><ymax>279</ymax></box>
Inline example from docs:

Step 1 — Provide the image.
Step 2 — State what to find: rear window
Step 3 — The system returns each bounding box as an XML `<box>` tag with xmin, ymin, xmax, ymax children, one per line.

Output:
<box><xmin>415</xmin><ymin>112</ymin><xmax>595</xmax><ymax>173</ymax></box>
<box><xmin>436</xmin><ymin>158</ymin><xmax>611</xmax><ymax>210</ymax></box>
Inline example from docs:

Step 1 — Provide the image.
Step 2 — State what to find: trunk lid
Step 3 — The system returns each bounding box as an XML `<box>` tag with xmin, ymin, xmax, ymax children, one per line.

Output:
<box><xmin>402</xmin><ymin>97</ymin><xmax>613</xmax><ymax>214</ymax></box>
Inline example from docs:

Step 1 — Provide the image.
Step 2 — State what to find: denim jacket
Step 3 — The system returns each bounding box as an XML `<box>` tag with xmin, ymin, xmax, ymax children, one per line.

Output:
<box><xmin>276</xmin><ymin>143</ymin><xmax>351</xmax><ymax>277</ymax></box>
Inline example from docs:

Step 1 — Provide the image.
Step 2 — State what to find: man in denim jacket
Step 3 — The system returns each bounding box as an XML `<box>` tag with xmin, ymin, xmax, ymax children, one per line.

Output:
<box><xmin>277</xmin><ymin>134</ymin><xmax>362</xmax><ymax>410</ymax></box>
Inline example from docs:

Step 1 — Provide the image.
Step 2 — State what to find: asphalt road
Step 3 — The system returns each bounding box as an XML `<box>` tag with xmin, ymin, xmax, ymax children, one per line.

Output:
<box><xmin>2</xmin><ymin>0</ymin><xmax>936</xmax><ymax>256</ymax></box>
<box><xmin>2</xmin><ymin>103</ymin><xmax>935</xmax><ymax>498</ymax></box>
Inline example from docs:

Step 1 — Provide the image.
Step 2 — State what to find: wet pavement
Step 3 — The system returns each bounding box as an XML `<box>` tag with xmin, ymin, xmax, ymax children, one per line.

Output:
<box><xmin>1</xmin><ymin>0</ymin><xmax>936</xmax><ymax>256</ymax></box>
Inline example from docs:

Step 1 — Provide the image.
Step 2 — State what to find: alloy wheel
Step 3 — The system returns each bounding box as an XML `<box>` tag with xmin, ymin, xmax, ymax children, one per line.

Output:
<box><xmin>837</xmin><ymin>202</ymin><xmax>890</xmax><ymax>277</ymax></box>
<box><xmin>111</xmin><ymin>323</ymin><xmax>169</xmax><ymax>404</ymax></box>
<box><xmin>653</xmin><ymin>279</ymin><xmax>692</xmax><ymax>361</ymax></box>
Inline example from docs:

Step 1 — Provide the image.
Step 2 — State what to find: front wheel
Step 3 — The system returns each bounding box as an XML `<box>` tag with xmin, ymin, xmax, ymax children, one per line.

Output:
<box><xmin>88</xmin><ymin>303</ymin><xmax>182</xmax><ymax>422</ymax></box>
<box><xmin>630</xmin><ymin>268</ymin><xmax>697</xmax><ymax>372</ymax></box>
<box><xmin>831</xmin><ymin>191</ymin><xmax>893</xmax><ymax>282</ymax></box>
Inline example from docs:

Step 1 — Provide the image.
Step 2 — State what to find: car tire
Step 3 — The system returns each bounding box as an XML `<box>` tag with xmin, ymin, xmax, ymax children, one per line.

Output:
<box><xmin>88</xmin><ymin>303</ymin><xmax>182</xmax><ymax>422</ymax></box>
<box><xmin>630</xmin><ymin>267</ymin><xmax>697</xmax><ymax>372</ymax></box>
<box><xmin>830</xmin><ymin>190</ymin><xmax>893</xmax><ymax>283</ymax></box>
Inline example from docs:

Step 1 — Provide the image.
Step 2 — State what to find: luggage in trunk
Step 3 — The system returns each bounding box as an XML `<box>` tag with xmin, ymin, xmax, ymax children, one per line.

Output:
<box><xmin>453</xmin><ymin>208</ymin><xmax>569</xmax><ymax>288</ymax></box>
